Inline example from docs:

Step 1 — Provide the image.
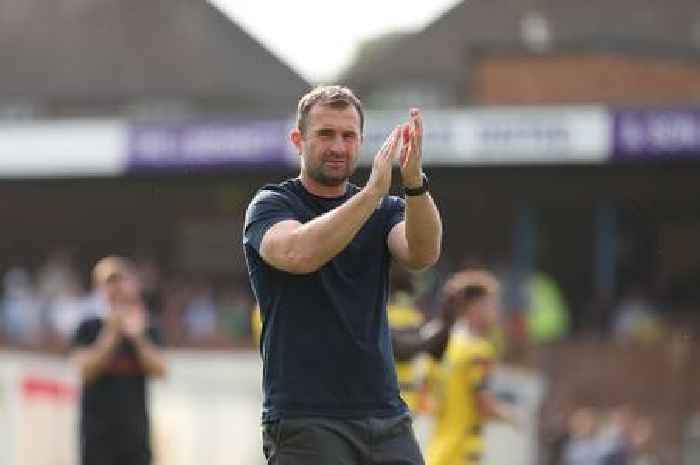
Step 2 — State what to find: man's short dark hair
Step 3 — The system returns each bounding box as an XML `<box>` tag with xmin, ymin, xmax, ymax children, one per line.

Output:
<box><xmin>296</xmin><ymin>85</ymin><xmax>364</xmax><ymax>136</ymax></box>
<box><xmin>442</xmin><ymin>270</ymin><xmax>499</xmax><ymax>310</ymax></box>
<box><xmin>459</xmin><ymin>283</ymin><xmax>490</xmax><ymax>307</ymax></box>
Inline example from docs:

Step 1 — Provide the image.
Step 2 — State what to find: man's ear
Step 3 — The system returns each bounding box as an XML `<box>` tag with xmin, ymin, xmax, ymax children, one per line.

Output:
<box><xmin>290</xmin><ymin>128</ymin><xmax>303</xmax><ymax>155</ymax></box>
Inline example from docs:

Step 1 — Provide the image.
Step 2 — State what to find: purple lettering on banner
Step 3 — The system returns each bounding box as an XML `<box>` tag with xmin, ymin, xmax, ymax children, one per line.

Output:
<box><xmin>613</xmin><ymin>110</ymin><xmax>700</xmax><ymax>161</ymax></box>
<box><xmin>127</xmin><ymin>120</ymin><xmax>296</xmax><ymax>172</ymax></box>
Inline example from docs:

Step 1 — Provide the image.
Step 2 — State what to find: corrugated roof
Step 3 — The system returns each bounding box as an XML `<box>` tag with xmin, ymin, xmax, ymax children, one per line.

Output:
<box><xmin>0</xmin><ymin>0</ymin><xmax>310</xmax><ymax>112</ymax></box>
<box><xmin>343</xmin><ymin>0</ymin><xmax>700</xmax><ymax>97</ymax></box>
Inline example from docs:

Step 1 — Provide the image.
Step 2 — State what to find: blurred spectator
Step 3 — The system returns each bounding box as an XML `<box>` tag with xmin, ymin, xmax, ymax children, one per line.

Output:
<box><xmin>71</xmin><ymin>256</ymin><xmax>166</xmax><ymax>465</ymax></box>
<box><xmin>563</xmin><ymin>408</ymin><xmax>602</xmax><ymax>465</ymax></box>
<box><xmin>1</xmin><ymin>267</ymin><xmax>42</xmax><ymax>345</ymax></box>
<box><xmin>496</xmin><ymin>263</ymin><xmax>570</xmax><ymax>349</ymax></box>
<box><xmin>82</xmin><ymin>288</ymin><xmax>109</xmax><ymax>319</ymax></box>
<box><xmin>218</xmin><ymin>286</ymin><xmax>253</xmax><ymax>344</ymax></box>
<box><xmin>597</xmin><ymin>407</ymin><xmax>635</xmax><ymax>465</ymax></box>
<box><xmin>36</xmin><ymin>248</ymin><xmax>81</xmax><ymax>305</ymax></box>
<box><xmin>627</xmin><ymin>416</ymin><xmax>658</xmax><ymax>465</ymax></box>
<box><xmin>526</xmin><ymin>271</ymin><xmax>570</xmax><ymax>345</ymax></box>
<box><xmin>613</xmin><ymin>284</ymin><xmax>664</xmax><ymax>343</ymax></box>
<box><xmin>560</xmin><ymin>407</ymin><xmax>663</xmax><ymax>465</ymax></box>
<box><xmin>542</xmin><ymin>397</ymin><xmax>574</xmax><ymax>465</ymax></box>
<box><xmin>682</xmin><ymin>409</ymin><xmax>700</xmax><ymax>465</ymax></box>
<box><xmin>182</xmin><ymin>281</ymin><xmax>218</xmax><ymax>344</ymax></box>
<box><xmin>47</xmin><ymin>278</ymin><xmax>89</xmax><ymax>344</ymax></box>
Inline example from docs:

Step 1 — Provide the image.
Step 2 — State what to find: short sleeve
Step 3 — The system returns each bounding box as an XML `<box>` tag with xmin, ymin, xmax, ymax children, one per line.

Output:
<box><xmin>383</xmin><ymin>195</ymin><xmax>406</xmax><ymax>236</ymax></box>
<box><xmin>71</xmin><ymin>318</ymin><xmax>101</xmax><ymax>348</ymax></box>
<box><xmin>243</xmin><ymin>189</ymin><xmax>298</xmax><ymax>252</ymax></box>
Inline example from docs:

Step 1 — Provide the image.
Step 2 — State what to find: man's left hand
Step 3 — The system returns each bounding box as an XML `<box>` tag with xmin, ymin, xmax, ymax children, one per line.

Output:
<box><xmin>399</xmin><ymin>108</ymin><xmax>423</xmax><ymax>189</ymax></box>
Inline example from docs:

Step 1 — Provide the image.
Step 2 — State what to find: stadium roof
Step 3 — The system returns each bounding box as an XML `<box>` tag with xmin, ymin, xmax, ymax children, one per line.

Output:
<box><xmin>0</xmin><ymin>0</ymin><xmax>309</xmax><ymax>113</ymax></box>
<box><xmin>343</xmin><ymin>0</ymin><xmax>700</xmax><ymax>96</ymax></box>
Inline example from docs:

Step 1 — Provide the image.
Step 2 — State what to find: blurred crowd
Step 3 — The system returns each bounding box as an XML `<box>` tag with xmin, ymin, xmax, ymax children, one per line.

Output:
<box><xmin>0</xmin><ymin>250</ymin><xmax>255</xmax><ymax>350</ymax></box>
<box><xmin>545</xmin><ymin>406</ymin><xmax>662</xmax><ymax>465</ymax></box>
<box><xmin>1</xmin><ymin>250</ymin><xmax>697</xmax><ymax>463</ymax></box>
<box><xmin>0</xmin><ymin>249</ymin><xmax>684</xmax><ymax>351</ymax></box>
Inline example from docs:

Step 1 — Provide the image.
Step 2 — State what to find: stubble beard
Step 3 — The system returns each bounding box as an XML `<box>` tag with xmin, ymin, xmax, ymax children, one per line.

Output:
<box><xmin>305</xmin><ymin>153</ymin><xmax>356</xmax><ymax>187</ymax></box>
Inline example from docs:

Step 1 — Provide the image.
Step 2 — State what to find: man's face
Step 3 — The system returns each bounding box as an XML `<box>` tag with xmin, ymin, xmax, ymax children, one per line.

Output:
<box><xmin>465</xmin><ymin>293</ymin><xmax>501</xmax><ymax>331</ymax></box>
<box><xmin>478</xmin><ymin>294</ymin><xmax>501</xmax><ymax>330</ymax></box>
<box><xmin>296</xmin><ymin>104</ymin><xmax>362</xmax><ymax>187</ymax></box>
<box><xmin>101</xmin><ymin>272</ymin><xmax>141</xmax><ymax>306</ymax></box>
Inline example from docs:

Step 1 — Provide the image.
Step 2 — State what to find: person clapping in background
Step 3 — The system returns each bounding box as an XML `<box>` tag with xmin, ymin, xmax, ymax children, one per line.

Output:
<box><xmin>71</xmin><ymin>256</ymin><xmax>167</xmax><ymax>465</ymax></box>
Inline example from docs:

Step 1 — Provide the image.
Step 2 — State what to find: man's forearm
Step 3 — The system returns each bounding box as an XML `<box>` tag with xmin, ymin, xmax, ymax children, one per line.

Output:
<box><xmin>131</xmin><ymin>335</ymin><xmax>167</xmax><ymax>378</ymax></box>
<box><xmin>420</xmin><ymin>319</ymin><xmax>452</xmax><ymax>360</ymax></box>
<box><xmin>392</xmin><ymin>328</ymin><xmax>424</xmax><ymax>362</ymax></box>
<box><xmin>404</xmin><ymin>193</ymin><xmax>442</xmax><ymax>268</ymax></box>
<box><xmin>478</xmin><ymin>391</ymin><xmax>518</xmax><ymax>427</ymax></box>
<box><xmin>282</xmin><ymin>188</ymin><xmax>382</xmax><ymax>273</ymax></box>
<box><xmin>74</xmin><ymin>329</ymin><xmax>119</xmax><ymax>383</ymax></box>
<box><xmin>392</xmin><ymin>318</ymin><xmax>452</xmax><ymax>361</ymax></box>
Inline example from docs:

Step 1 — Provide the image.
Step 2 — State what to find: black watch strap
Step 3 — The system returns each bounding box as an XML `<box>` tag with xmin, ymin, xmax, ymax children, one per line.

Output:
<box><xmin>404</xmin><ymin>173</ymin><xmax>429</xmax><ymax>197</ymax></box>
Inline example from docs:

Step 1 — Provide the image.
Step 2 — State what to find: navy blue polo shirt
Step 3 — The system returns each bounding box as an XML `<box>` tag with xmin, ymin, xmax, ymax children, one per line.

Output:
<box><xmin>243</xmin><ymin>178</ymin><xmax>407</xmax><ymax>421</ymax></box>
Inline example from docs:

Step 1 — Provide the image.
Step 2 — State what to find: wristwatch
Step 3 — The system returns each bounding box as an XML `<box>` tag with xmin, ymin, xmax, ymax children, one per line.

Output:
<box><xmin>403</xmin><ymin>173</ymin><xmax>429</xmax><ymax>197</ymax></box>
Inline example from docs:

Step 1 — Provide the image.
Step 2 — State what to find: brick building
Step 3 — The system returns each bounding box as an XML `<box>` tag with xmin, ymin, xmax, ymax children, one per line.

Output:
<box><xmin>342</xmin><ymin>0</ymin><xmax>700</xmax><ymax>107</ymax></box>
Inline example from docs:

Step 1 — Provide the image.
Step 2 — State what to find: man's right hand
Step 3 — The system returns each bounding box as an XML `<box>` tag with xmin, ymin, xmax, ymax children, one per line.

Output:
<box><xmin>364</xmin><ymin>126</ymin><xmax>401</xmax><ymax>200</ymax></box>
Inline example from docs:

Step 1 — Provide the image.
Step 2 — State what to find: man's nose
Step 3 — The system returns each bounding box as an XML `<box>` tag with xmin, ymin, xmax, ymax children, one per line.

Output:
<box><xmin>330</xmin><ymin>135</ymin><xmax>346</xmax><ymax>152</ymax></box>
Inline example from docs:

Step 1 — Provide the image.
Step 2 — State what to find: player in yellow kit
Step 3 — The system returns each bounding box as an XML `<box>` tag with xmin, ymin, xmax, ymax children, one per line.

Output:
<box><xmin>427</xmin><ymin>271</ymin><xmax>518</xmax><ymax>465</ymax></box>
<box><xmin>388</xmin><ymin>293</ymin><xmax>425</xmax><ymax>412</ymax></box>
<box><xmin>251</xmin><ymin>303</ymin><xmax>262</xmax><ymax>347</ymax></box>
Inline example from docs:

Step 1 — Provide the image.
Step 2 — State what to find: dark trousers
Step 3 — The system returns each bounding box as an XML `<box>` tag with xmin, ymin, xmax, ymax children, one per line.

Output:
<box><xmin>81</xmin><ymin>436</ymin><xmax>151</xmax><ymax>465</ymax></box>
<box><xmin>262</xmin><ymin>413</ymin><xmax>424</xmax><ymax>465</ymax></box>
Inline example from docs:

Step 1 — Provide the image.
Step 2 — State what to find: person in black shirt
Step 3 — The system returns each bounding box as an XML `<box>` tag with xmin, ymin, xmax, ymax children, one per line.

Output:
<box><xmin>71</xmin><ymin>256</ymin><xmax>167</xmax><ymax>465</ymax></box>
<box><xmin>243</xmin><ymin>85</ymin><xmax>442</xmax><ymax>465</ymax></box>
